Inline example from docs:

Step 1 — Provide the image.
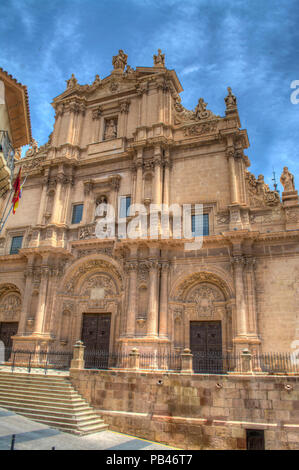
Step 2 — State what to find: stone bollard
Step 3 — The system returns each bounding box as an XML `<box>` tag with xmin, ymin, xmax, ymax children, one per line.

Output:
<box><xmin>129</xmin><ymin>348</ymin><xmax>140</xmax><ymax>370</ymax></box>
<box><xmin>181</xmin><ymin>348</ymin><xmax>193</xmax><ymax>374</ymax></box>
<box><xmin>70</xmin><ymin>340</ymin><xmax>85</xmax><ymax>370</ymax></box>
<box><xmin>241</xmin><ymin>349</ymin><xmax>253</xmax><ymax>374</ymax></box>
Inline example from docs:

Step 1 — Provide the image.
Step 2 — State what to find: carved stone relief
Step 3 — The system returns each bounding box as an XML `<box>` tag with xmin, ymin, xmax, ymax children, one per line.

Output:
<box><xmin>0</xmin><ymin>293</ymin><xmax>21</xmax><ymax>321</ymax></box>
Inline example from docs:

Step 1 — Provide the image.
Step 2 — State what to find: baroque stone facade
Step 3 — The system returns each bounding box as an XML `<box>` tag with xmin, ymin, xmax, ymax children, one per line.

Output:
<box><xmin>0</xmin><ymin>50</ymin><xmax>298</xmax><ymax>358</ymax></box>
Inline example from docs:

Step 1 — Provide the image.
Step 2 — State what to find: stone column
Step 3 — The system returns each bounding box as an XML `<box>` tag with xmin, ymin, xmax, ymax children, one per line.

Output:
<box><xmin>231</xmin><ymin>255</ymin><xmax>248</xmax><ymax>339</ymax></box>
<box><xmin>245</xmin><ymin>257</ymin><xmax>258</xmax><ymax>336</ymax></box>
<box><xmin>159</xmin><ymin>261</ymin><xmax>169</xmax><ymax>338</ymax></box>
<box><xmin>51</xmin><ymin>168</ymin><xmax>64</xmax><ymax>224</ymax></box>
<box><xmin>135</xmin><ymin>148</ymin><xmax>143</xmax><ymax>205</ymax></box>
<box><xmin>33</xmin><ymin>257</ymin><xmax>50</xmax><ymax>335</ymax></box>
<box><xmin>147</xmin><ymin>260</ymin><xmax>159</xmax><ymax>337</ymax></box>
<box><xmin>126</xmin><ymin>260</ymin><xmax>138</xmax><ymax>337</ymax></box>
<box><xmin>120</xmin><ymin>100</ymin><xmax>130</xmax><ymax>136</ymax></box>
<box><xmin>66</xmin><ymin>101</ymin><xmax>78</xmax><ymax>145</ymax></box>
<box><xmin>83</xmin><ymin>181</ymin><xmax>94</xmax><ymax>224</ymax></box>
<box><xmin>91</xmin><ymin>106</ymin><xmax>102</xmax><ymax>142</ymax></box>
<box><xmin>227</xmin><ymin>149</ymin><xmax>239</xmax><ymax>204</ymax></box>
<box><xmin>17</xmin><ymin>259</ymin><xmax>34</xmax><ymax>335</ymax></box>
<box><xmin>154</xmin><ymin>146</ymin><xmax>162</xmax><ymax>205</ymax></box>
<box><xmin>163</xmin><ymin>153</ymin><xmax>170</xmax><ymax>206</ymax></box>
<box><xmin>37</xmin><ymin>174</ymin><xmax>49</xmax><ymax>225</ymax></box>
<box><xmin>52</xmin><ymin>104</ymin><xmax>64</xmax><ymax>147</ymax></box>
<box><xmin>109</xmin><ymin>175</ymin><xmax>121</xmax><ymax>218</ymax></box>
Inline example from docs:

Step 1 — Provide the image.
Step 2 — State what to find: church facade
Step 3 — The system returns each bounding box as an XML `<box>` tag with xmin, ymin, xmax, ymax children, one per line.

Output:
<box><xmin>0</xmin><ymin>50</ymin><xmax>298</xmax><ymax>365</ymax></box>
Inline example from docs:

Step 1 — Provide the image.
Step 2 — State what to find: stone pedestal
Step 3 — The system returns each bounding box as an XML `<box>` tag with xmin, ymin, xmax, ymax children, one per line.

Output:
<box><xmin>282</xmin><ymin>191</ymin><xmax>299</xmax><ymax>230</ymax></box>
<box><xmin>128</xmin><ymin>348</ymin><xmax>140</xmax><ymax>370</ymax></box>
<box><xmin>181</xmin><ymin>348</ymin><xmax>193</xmax><ymax>374</ymax></box>
<box><xmin>70</xmin><ymin>340</ymin><xmax>85</xmax><ymax>370</ymax></box>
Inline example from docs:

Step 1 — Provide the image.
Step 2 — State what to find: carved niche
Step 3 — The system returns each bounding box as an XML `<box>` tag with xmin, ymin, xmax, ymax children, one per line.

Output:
<box><xmin>0</xmin><ymin>293</ymin><xmax>21</xmax><ymax>321</ymax></box>
<box><xmin>104</xmin><ymin>118</ymin><xmax>118</xmax><ymax>140</ymax></box>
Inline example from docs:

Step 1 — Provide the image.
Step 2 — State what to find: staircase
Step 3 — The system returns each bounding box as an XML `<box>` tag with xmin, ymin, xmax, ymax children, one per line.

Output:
<box><xmin>0</xmin><ymin>371</ymin><xmax>108</xmax><ymax>435</ymax></box>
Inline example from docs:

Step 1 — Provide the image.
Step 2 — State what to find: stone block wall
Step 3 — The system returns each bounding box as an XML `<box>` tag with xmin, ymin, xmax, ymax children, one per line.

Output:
<box><xmin>70</xmin><ymin>369</ymin><xmax>299</xmax><ymax>450</ymax></box>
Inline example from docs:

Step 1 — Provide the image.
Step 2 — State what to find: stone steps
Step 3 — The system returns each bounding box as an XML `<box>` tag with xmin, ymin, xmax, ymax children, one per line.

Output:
<box><xmin>0</xmin><ymin>371</ymin><xmax>108</xmax><ymax>435</ymax></box>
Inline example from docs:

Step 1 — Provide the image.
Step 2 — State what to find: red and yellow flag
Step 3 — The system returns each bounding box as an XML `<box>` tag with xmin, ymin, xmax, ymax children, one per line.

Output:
<box><xmin>12</xmin><ymin>168</ymin><xmax>21</xmax><ymax>214</ymax></box>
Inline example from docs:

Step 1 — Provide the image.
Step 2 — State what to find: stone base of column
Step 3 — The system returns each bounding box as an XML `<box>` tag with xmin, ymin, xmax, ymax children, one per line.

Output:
<box><xmin>281</xmin><ymin>192</ymin><xmax>299</xmax><ymax>230</ymax></box>
<box><xmin>118</xmin><ymin>337</ymin><xmax>170</xmax><ymax>355</ymax></box>
<box><xmin>12</xmin><ymin>334</ymin><xmax>53</xmax><ymax>352</ymax></box>
<box><xmin>228</xmin><ymin>204</ymin><xmax>244</xmax><ymax>231</ymax></box>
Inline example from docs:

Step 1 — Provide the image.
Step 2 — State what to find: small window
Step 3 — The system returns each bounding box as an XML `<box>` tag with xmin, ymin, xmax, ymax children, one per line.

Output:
<box><xmin>192</xmin><ymin>213</ymin><xmax>209</xmax><ymax>236</ymax></box>
<box><xmin>71</xmin><ymin>204</ymin><xmax>83</xmax><ymax>224</ymax></box>
<box><xmin>119</xmin><ymin>196</ymin><xmax>131</xmax><ymax>218</ymax></box>
<box><xmin>10</xmin><ymin>236</ymin><xmax>23</xmax><ymax>254</ymax></box>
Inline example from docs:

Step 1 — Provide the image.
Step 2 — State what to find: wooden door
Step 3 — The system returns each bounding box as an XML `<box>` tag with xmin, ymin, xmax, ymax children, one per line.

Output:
<box><xmin>81</xmin><ymin>314</ymin><xmax>111</xmax><ymax>368</ymax></box>
<box><xmin>0</xmin><ymin>322</ymin><xmax>18</xmax><ymax>361</ymax></box>
<box><xmin>190</xmin><ymin>321</ymin><xmax>222</xmax><ymax>373</ymax></box>
<box><xmin>246</xmin><ymin>430</ymin><xmax>265</xmax><ymax>450</ymax></box>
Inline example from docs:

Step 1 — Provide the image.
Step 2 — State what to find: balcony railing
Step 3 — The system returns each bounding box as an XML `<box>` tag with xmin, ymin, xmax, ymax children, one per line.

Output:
<box><xmin>0</xmin><ymin>130</ymin><xmax>15</xmax><ymax>195</ymax></box>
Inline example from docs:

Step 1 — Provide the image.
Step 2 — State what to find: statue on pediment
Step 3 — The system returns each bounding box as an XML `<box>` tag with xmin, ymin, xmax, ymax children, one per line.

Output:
<box><xmin>153</xmin><ymin>49</ymin><xmax>165</xmax><ymax>67</ymax></box>
<box><xmin>225</xmin><ymin>87</ymin><xmax>237</xmax><ymax>110</ymax></box>
<box><xmin>280</xmin><ymin>166</ymin><xmax>295</xmax><ymax>192</ymax></box>
<box><xmin>93</xmin><ymin>74</ymin><xmax>101</xmax><ymax>86</ymax></box>
<box><xmin>112</xmin><ymin>50</ymin><xmax>128</xmax><ymax>71</ymax></box>
<box><xmin>66</xmin><ymin>73</ymin><xmax>78</xmax><ymax>89</ymax></box>
<box><xmin>195</xmin><ymin>98</ymin><xmax>214</xmax><ymax>120</ymax></box>
<box><xmin>124</xmin><ymin>65</ymin><xmax>135</xmax><ymax>75</ymax></box>
<box><xmin>25</xmin><ymin>138</ymin><xmax>38</xmax><ymax>158</ymax></box>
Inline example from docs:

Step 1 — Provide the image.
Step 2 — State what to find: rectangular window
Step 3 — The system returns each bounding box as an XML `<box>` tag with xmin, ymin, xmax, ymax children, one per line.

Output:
<box><xmin>10</xmin><ymin>236</ymin><xmax>23</xmax><ymax>254</ymax></box>
<box><xmin>191</xmin><ymin>213</ymin><xmax>209</xmax><ymax>236</ymax></box>
<box><xmin>71</xmin><ymin>204</ymin><xmax>83</xmax><ymax>224</ymax></box>
<box><xmin>119</xmin><ymin>196</ymin><xmax>131</xmax><ymax>218</ymax></box>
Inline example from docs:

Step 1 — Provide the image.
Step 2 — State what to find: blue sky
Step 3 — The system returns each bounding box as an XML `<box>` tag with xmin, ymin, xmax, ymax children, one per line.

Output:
<box><xmin>1</xmin><ymin>0</ymin><xmax>299</xmax><ymax>192</ymax></box>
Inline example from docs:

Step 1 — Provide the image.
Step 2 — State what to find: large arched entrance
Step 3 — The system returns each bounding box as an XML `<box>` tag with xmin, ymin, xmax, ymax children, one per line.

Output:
<box><xmin>170</xmin><ymin>271</ymin><xmax>234</xmax><ymax>372</ymax></box>
<box><xmin>57</xmin><ymin>256</ymin><xmax>124</xmax><ymax>364</ymax></box>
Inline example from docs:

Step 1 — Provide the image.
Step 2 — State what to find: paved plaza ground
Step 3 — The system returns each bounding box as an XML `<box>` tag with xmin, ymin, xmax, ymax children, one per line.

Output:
<box><xmin>0</xmin><ymin>407</ymin><xmax>177</xmax><ymax>451</ymax></box>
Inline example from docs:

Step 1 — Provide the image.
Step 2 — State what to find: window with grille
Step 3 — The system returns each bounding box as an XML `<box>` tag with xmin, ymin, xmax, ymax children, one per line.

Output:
<box><xmin>71</xmin><ymin>204</ymin><xmax>83</xmax><ymax>224</ymax></box>
<box><xmin>10</xmin><ymin>236</ymin><xmax>23</xmax><ymax>254</ymax></box>
<box><xmin>191</xmin><ymin>213</ymin><xmax>209</xmax><ymax>236</ymax></box>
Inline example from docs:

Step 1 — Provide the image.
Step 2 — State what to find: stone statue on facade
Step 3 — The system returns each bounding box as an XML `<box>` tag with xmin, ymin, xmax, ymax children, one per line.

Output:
<box><xmin>66</xmin><ymin>73</ymin><xmax>78</xmax><ymax>89</ymax></box>
<box><xmin>25</xmin><ymin>138</ymin><xmax>38</xmax><ymax>158</ymax></box>
<box><xmin>195</xmin><ymin>98</ymin><xmax>214</xmax><ymax>120</ymax></box>
<box><xmin>104</xmin><ymin>119</ymin><xmax>117</xmax><ymax>140</ymax></box>
<box><xmin>153</xmin><ymin>49</ymin><xmax>165</xmax><ymax>67</ymax></box>
<box><xmin>225</xmin><ymin>87</ymin><xmax>237</xmax><ymax>110</ymax></box>
<box><xmin>112</xmin><ymin>50</ymin><xmax>128</xmax><ymax>71</ymax></box>
<box><xmin>124</xmin><ymin>65</ymin><xmax>135</xmax><ymax>75</ymax></box>
<box><xmin>280</xmin><ymin>167</ymin><xmax>295</xmax><ymax>192</ymax></box>
<box><xmin>93</xmin><ymin>74</ymin><xmax>101</xmax><ymax>86</ymax></box>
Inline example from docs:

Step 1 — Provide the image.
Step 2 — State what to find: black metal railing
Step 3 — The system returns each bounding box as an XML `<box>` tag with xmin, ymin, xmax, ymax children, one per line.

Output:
<box><xmin>192</xmin><ymin>352</ymin><xmax>238</xmax><ymax>374</ymax></box>
<box><xmin>2</xmin><ymin>348</ymin><xmax>73</xmax><ymax>374</ymax></box>
<box><xmin>252</xmin><ymin>352</ymin><xmax>299</xmax><ymax>375</ymax></box>
<box><xmin>2</xmin><ymin>347</ymin><xmax>299</xmax><ymax>375</ymax></box>
<box><xmin>83</xmin><ymin>350</ymin><xmax>182</xmax><ymax>371</ymax></box>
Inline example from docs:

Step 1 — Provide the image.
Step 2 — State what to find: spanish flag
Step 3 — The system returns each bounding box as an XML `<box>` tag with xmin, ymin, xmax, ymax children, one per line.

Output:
<box><xmin>12</xmin><ymin>168</ymin><xmax>21</xmax><ymax>214</ymax></box>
